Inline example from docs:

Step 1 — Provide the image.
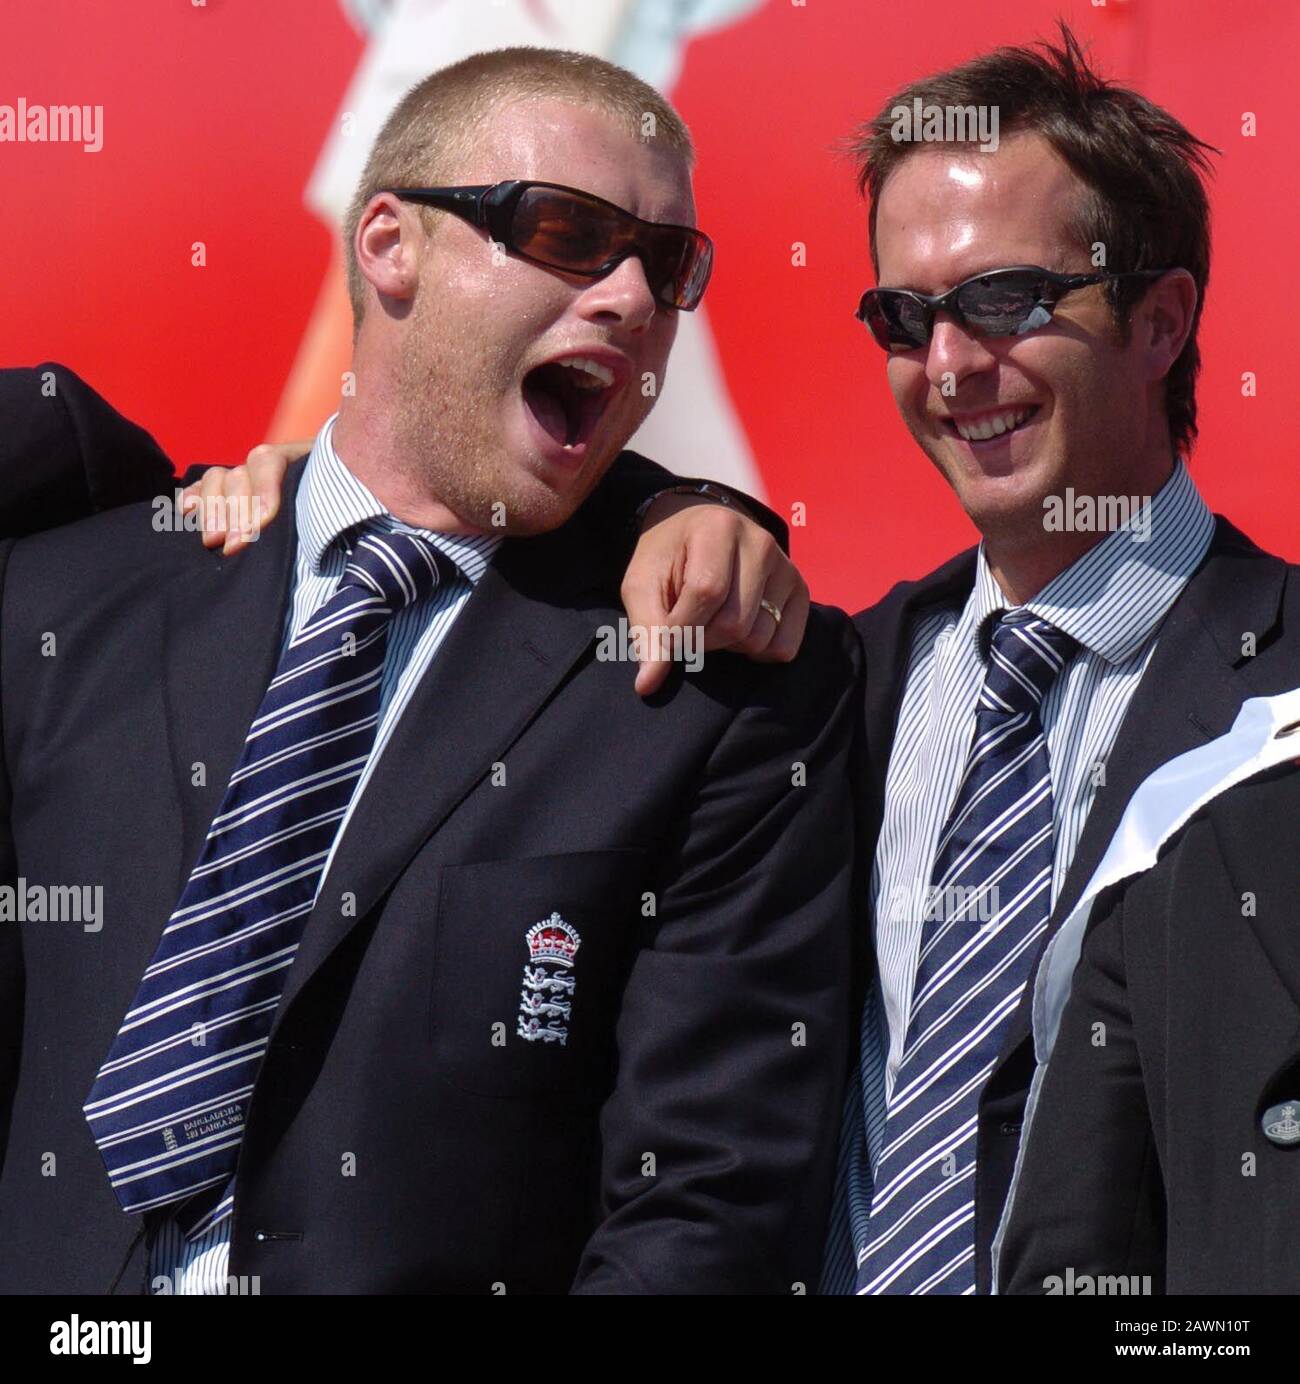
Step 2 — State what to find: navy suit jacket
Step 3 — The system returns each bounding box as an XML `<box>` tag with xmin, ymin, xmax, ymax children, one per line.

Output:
<box><xmin>851</xmin><ymin>521</ymin><xmax>1300</xmax><ymax>1291</ymax></box>
<box><xmin>0</xmin><ymin>366</ymin><xmax>859</xmax><ymax>1294</ymax></box>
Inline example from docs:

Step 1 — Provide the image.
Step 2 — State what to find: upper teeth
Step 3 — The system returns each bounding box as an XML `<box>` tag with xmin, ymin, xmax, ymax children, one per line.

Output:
<box><xmin>954</xmin><ymin>407</ymin><xmax>1033</xmax><ymax>442</ymax></box>
<box><xmin>558</xmin><ymin>357</ymin><xmax>614</xmax><ymax>390</ymax></box>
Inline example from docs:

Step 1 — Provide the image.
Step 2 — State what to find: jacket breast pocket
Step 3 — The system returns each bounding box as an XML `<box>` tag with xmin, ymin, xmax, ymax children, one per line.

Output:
<box><xmin>430</xmin><ymin>849</ymin><xmax>647</xmax><ymax>1106</ymax></box>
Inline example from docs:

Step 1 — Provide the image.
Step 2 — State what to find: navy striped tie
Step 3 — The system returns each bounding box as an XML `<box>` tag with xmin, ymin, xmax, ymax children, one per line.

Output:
<box><xmin>855</xmin><ymin>609</ymin><xmax>1075</xmax><ymax>1295</ymax></box>
<box><xmin>84</xmin><ymin>527</ymin><xmax>449</xmax><ymax>1237</ymax></box>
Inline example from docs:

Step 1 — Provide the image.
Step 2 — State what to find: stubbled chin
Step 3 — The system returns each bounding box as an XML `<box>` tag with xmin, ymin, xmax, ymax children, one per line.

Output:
<box><xmin>956</xmin><ymin>461</ymin><xmax>1066</xmax><ymax>538</ymax></box>
<box><xmin>513</xmin><ymin>444</ymin><xmax>612</xmax><ymax>530</ymax></box>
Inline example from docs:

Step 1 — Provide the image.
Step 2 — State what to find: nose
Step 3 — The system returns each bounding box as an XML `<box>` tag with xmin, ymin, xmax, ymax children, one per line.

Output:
<box><xmin>577</xmin><ymin>254</ymin><xmax>659</xmax><ymax>333</ymax></box>
<box><xmin>924</xmin><ymin>311</ymin><xmax>998</xmax><ymax>392</ymax></box>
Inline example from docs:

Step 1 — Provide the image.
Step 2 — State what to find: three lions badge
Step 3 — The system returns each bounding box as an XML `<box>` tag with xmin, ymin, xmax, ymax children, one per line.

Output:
<box><xmin>517</xmin><ymin>912</ymin><xmax>581</xmax><ymax>1045</ymax></box>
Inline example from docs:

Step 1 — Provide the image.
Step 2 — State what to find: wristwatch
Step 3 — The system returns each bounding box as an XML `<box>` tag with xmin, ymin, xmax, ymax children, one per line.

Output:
<box><xmin>633</xmin><ymin>481</ymin><xmax>739</xmax><ymax>525</ymax></box>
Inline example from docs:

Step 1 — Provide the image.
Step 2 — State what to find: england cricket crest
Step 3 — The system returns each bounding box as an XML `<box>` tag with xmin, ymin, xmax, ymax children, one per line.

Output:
<box><xmin>517</xmin><ymin>912</ymin><xmax>581</xmax><ymax>1045</ymax></box>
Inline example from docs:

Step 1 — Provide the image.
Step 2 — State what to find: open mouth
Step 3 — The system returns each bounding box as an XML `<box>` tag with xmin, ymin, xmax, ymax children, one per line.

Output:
<box><xmin>522</xmin><ymin>355</ymin><xmax>619</xmax><ymax>452</ymax></box>
<box><xmin>943</xmin><ymin>404</ymin><xmax>1041</xmax><ymax>444</ymax></box>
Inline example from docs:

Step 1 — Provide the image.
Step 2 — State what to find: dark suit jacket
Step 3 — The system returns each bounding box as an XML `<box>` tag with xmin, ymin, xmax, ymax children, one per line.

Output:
<box><xmin>852</xmin><ymin>520</ymin><xmax>1300</xmax><ymax>1292</ymax></box>
<box><xmin>0</xmin><ymin>364</ymin><xmax>176</xmax><ymax>530</ymax></box>
<box><xmin>999</xmin><ymin>760</ymin><xmax>1300</xmax><ymax>1295</ymax></box>
<box><xmin>0</xmin><ymin>445</ymin><xmax>859</xmax><ymax>1294</ymax></box>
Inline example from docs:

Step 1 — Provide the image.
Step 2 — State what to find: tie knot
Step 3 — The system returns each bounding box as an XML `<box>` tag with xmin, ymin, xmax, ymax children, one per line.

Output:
<box><xmin>339</xmin><ymin>529</ymin><xmax>450</xmax><ymax>613</ymax></box>
<box><xmin>981</xmin><ymin>610</ymin><xmax>1076</xmax><ymax>716</ymax></box>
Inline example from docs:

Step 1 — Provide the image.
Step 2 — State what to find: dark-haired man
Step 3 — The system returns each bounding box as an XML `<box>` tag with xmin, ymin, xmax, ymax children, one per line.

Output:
<box><xmin>0</xmin><ymin>48</ymin><xmax>857</xmax><ymax>1295</ymax></box>
<box><xmin>620</xmin><ymin>25</ymin><xmax>1300</xmax><ymax>1294</ymax></box>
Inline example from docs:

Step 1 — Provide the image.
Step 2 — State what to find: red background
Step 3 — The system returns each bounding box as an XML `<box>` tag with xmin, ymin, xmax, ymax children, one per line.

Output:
<box><xmin>2</xmin><ymin>0</ymin><xmax>1295</xmax><ymax>611</ymax></box>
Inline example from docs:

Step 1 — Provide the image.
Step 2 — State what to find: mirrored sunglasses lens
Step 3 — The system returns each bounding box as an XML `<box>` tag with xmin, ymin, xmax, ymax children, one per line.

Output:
<box><xmin>956</xmin><ymin>273</ymin><xmax>1049</xmax><ymax>336</ymax></box>
<box><xmin>859</xmin><ymin>298</ymin><xmax>893</xmax><ymax>349</ymax></box>
<box><xmin>864</xmin><ymin>293</ymin><xmax>927</xmax><ymax>351</ymax></box>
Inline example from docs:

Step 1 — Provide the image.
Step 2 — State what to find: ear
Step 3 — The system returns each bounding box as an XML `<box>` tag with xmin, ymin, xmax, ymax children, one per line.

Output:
<box><xmin>1140</xmin><ymin>268</ymin><xmax>1197</xmax><ymax>383</ymax></box>
<box><xmin>353</xmin><ymin>192</ymin><xmax>421</xmax><ymax>308</ymax></box>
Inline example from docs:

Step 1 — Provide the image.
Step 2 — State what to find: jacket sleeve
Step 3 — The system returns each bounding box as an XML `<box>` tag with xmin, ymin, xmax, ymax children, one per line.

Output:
<box><xmin>0</xmin><ymin>539</ymin><xmax>22</xmax><ymax>1174</ymax></box>
<box><xmin>583</xmin><ymin>448</ymin><xmax>789</xmax><ymax>554</ymax></box>
<box><xmin>998</xmin><ymin>883</ymin><xmax>1166</xmax><ymax>1294</ymax></box>
<box><xmin>0</xmin><ymin>364</ymin><xmax>177</xmax><ymax>538</ymax></box>
<box><xmin>570</xmin><ymin>609</ymin><xmax>861</xmax><ymax>1294</ymax></box>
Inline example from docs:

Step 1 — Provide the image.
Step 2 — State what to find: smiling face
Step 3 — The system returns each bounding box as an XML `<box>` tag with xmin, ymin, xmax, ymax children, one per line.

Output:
<box><xmin>378</xmin><ymin>96</ymin><xmax>694</xmax><ymax>536</ymax></box>
<box><xmin>874</xmin><ymin>131</ymin><xmax>1176</xmax><ymax>565</ymax></box>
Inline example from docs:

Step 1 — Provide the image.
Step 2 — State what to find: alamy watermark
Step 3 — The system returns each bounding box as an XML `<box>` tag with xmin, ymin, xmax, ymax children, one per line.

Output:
<box><xmin>152</xmin><ymin>1270</ymin><xmax>260</xmax><ymax>1295</ymax></box>
<box><xmin>890</xmin><ymin>98</ymin><xmax>999</xmax><ymax>152</ymax></box>
<box><xmin>1</xmin><ymin>98</ymin><xmax>102</xmax><ymax>153</ymax></box>
<box><xmin>1044</xmin><ymin>1266</ymin><xmax>1153</xmax><ymax>1295</ymax></box>
<box><xmin>0</xmin><ymin>879</ymin><xmax>102</xmax><ymax>932</ymax></box>
<box><xmin>595</xmin><ymin>617</ymin><xmax>704</xmax><ymax>673</ymax></box>
<box><xmin>50</xmin><ymin>1316</ymin><xmax>149</xmax><ymax>1363</ymax></box>
<box><xmin>880</xmin><ymin>882</ymin><xmax>1002</xmax><ymax>927</ymax></box>
<box><xmin>153</xmin><ymin>488</ymin><xmax>266</xmax><ymax>541</ymax></box>
<box><xmin>1042</xmin><ymin>488</ymin><xmax>1152</xmax><ymax>542</ymax></box>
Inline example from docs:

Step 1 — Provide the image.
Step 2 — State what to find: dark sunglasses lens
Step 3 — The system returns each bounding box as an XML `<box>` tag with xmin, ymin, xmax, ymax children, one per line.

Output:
<box><xmin>646</xmin><ymin>226</ymin><xmax>712</xmax><ymax>309</ymax></box>
<box><xmin>954</xmin><ymin>271</ymin><xmax>1051</xmax><ymax>336</ymax></box>
<box><xmin>861</xmin><ymin>292</ymin><xmax>929</xmax><ymax>352</ymax></box>
<box><xmin>512</xmin><ymin>186</ymin><xmax>624</xmax><ymax>271</ymax></box>
<box><xmin>512</xmin><ymin>185</ymin><xmax>709</xmax><ymax>309</ymax></box>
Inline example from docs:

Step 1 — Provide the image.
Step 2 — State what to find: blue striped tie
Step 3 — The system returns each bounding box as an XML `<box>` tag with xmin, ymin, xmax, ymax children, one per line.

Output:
<box><xmin>855</xmin><ymin>609</ymin><xmax>1075</xmax><ymax>1295</ymax></box>
<box><xmin>84</xmin><ymin>527</ymin><xmax>449</xmax><ymax>1238</ymax></box>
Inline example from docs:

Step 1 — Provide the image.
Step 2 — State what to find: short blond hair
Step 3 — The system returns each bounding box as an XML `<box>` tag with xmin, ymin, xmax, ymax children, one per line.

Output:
<box><xmin>343</xmin><ymin>46</ymin><xmax>695</xmax><ymax>329</ymax></box>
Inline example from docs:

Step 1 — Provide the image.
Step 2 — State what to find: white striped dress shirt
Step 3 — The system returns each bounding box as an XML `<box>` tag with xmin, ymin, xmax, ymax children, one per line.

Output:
<box><xmin>825</xmin><ymin>459</ymin><xmax>1218</xmax><ymax>1289</ymax></box>
<box><xmin>858</xmin><ymin>458</ymin><xmax>1214</xmax><ymax>1212</ymax></box>
<box><xmin>148</xmin><ymin>415</ymin><xmax>501</xmax><ymax>1294</ymax></box>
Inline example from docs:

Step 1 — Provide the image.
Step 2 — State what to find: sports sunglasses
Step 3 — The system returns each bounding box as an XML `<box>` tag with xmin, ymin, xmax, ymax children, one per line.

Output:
<box><xmin>382</xmin><ymin>179</ymin><xmax>714</xmax><ymax>311</ymax></box>
<box><xmin>855</xmin><ymin>264</ymin><xmax>1169</xmax><ymax>352</ymax></box>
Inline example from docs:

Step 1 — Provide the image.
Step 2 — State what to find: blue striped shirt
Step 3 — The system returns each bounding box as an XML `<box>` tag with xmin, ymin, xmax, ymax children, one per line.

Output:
<box><xmin>148</xmin><ymin>415</ymin><xmax>500</xmax><ymax>1294</ymax></box>
<box><xmin>826</xmin><ymin>458</ymin><xmax>1214</xmax><ymax>1292</ymax></box>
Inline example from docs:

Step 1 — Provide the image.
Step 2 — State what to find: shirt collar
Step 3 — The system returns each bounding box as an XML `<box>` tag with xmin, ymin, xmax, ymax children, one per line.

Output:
<box><xmin>964</xmin><ymin>458</ymin><xmax>1215</xmax><ymax>666</ymax></box>
<box><xmin>296</xmin><ymin>414</ymin><xmax>502</xmax><ymax>586</ymax></box>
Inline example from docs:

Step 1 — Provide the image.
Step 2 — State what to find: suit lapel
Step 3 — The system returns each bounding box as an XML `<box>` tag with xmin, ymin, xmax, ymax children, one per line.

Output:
<box><xmin>271</xmin><ymin>513</ymin><xmax>623</xmax><ymax>1026</ymax></box>
<box><xmin>1002</xmin><ymin>519</ymin><xmax>1290</xmax><ymax>1055</ymax></box>
<box><xmin>1211</xmin><ymin>768</ymin><xmax>1300</xmax><ymax>1012</ymax></box>
<box><xmin>855</xmin><ymin>548</ymin><xmax>978</xmax><ymax>843</ymax></box>
<box><xmin>160</xmin><ymin>466</ymin><xmax>305</xmax><ymax>882</ymax></box>
<box><xmin>1045</xmin><ymin>604</ymin><xmax>1245</xmax><ymax>928</ymax></box>
<box><xmin>1051</xmin><ymin>519</ymin><xmax>1287</xmax><ymax>927</ymax></box>
<box><xmin>845</xmin><ymin>552</ymin><xmax>979</xmax><ymax>1030</ymax></box>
